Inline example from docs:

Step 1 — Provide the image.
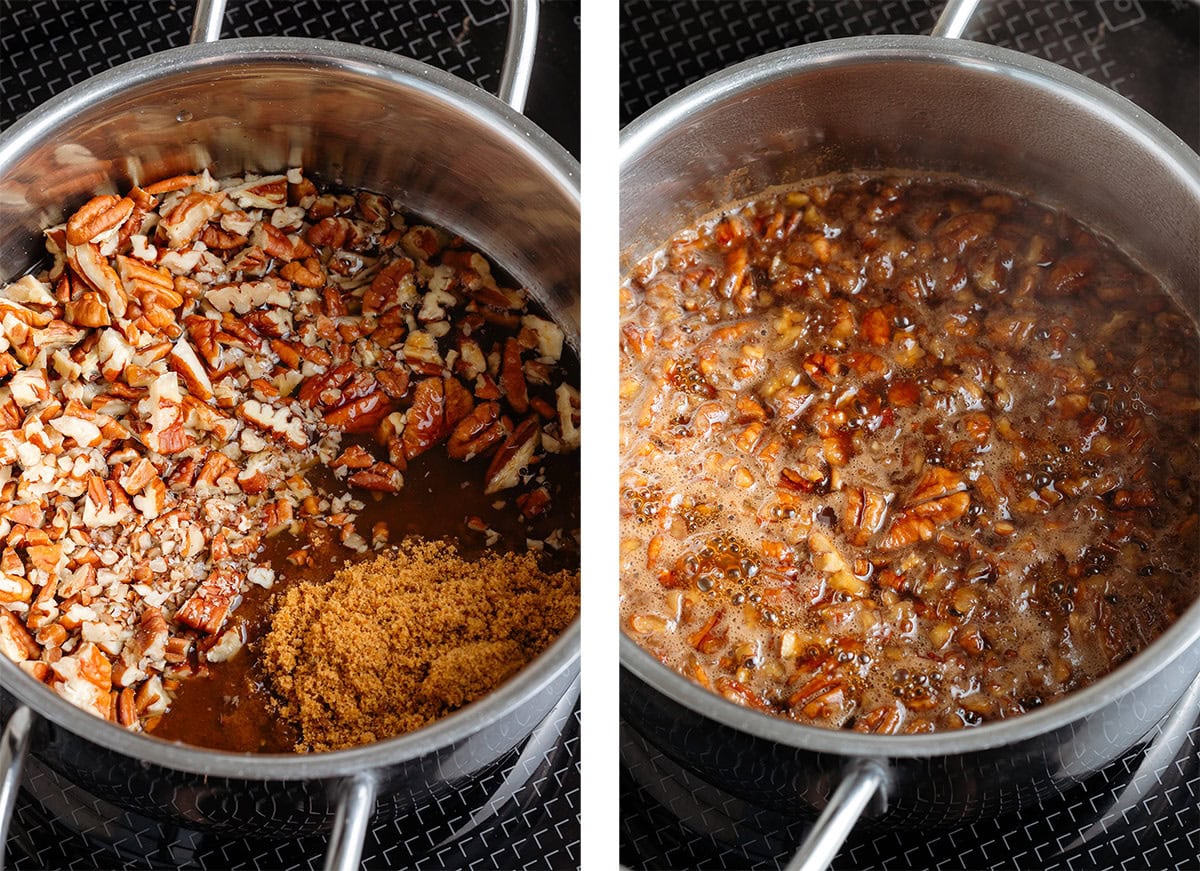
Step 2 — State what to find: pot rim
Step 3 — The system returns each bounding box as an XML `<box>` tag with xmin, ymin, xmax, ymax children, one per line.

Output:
<box><xmin>621</xmin><ymin>33</ymin><xmax>1200</xmax><ymax>223</ymax></box>
<box><xmin>0</xmin><ymin>36</ymin><xmax>581</xmax><ymax>779</ymax></box>
<box><xmin>619</xmin><ymin>34</ymin><xmax>1200</xmax><ymax>757</ymax></box>
<box><xmin>0</xmin><ymin>36</ymin><xmax>580</xmax><ymax>221</ymax></box>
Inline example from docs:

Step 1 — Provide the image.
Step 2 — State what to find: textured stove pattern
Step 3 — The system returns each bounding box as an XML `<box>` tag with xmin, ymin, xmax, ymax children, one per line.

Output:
<box><xmin>619</xmin><ymin>0</ymin><xmax>1199</xmax><ymax>151</ymax></box>
<box><xmin>9</xmin><ymin>704</ymin><xmax>580</xmax><ymax>870</ymax></box>
<box><xmin>621</xmin><ymin>708</ymin><xmax>1200</xmax><ymax>870</ymax></box>
<box><xmin>0</xmin><ymin>0</ymin><xmax>581</xmax><ymax>157</ymax></box>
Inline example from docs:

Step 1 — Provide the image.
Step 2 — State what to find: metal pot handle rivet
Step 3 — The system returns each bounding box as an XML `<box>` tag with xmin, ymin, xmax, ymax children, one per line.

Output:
<box><xmin>0</xmin><ymin>705</ymin><xmax>34</xmax><ymax>871</ymax></box>
<box><xmin>189</xmin><ymin>0</ymin><xmax>540</xmax><ymax>113</ymax></box>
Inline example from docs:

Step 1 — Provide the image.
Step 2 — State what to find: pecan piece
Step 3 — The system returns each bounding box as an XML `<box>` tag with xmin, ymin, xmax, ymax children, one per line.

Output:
<box><xmin>168</xmin><ymin>336</ymin><xmax>214</xmax><ymax>401</ymax></box>
<box><xmin>159</xmin><ymin>191</ymin><xmax>225</xmax><ymax>248</ymax></box>
<box><xmin>331</xmin><ymin>444</ymin><xmax>374</xmax><ymax>470</ymax></box>
<box><xmin>280</xmin><ymin>258</ymin><xmax>326</xmax><ymax>289</ymax></box>
<box><xmin>363</xmin><ymin>257</ymin><xmax>415</xmax><ymax>315</ymax></box>
<box><xmin>348</xmin><ymin>462</ymin><xmax>405</xmax><ymax>493</ymax></box>
<box><xmin>0</xmin><ymin>610</ymin><xmax>39</xmax><ymax>662</ymax></box>
<box><xmin>500</xmin><ymin>338</ymin><xmax>529</xmax><ymax>413</ymax></box>
<box><xmin>175</xmin><ymin>568</ymin><xmax>243</xmax><ymax>635</ymax></box>
<box><xmin>484</xmin><ymin>416</ymin><xmax>540</xmax><ymax>494</ymax></box>
<box><xmin>861</xmin><ymin>307</ymin><xmax>891</xmax><ymax>346</ymax></box>
<box><xmin>376</xmin><ymin>368</ymin><xmax>411</xmax><ymax>400</ymax></box>
<box><xmin>324</xmin><ymin>390</ymin><xmax>395</xmax><ymax>434</ymax></box>
<box><xmin>64</xmin><ymin>291</ymin><xmax>111</xmax><ymax>328</ymax></box>
<box><xmin>66</xmin><ymin>241</ymin><xmax>125</xmax><ymax>318</ymax></box>
<box><xmin>239</xmin><ymin>399</ymin><xmax>308</xmax><ymax>450</ymax></box>
<box><xmin>200</xmin><ymin>225</ymin><xmax>247</xmax><ymax>250</ymax></box>
<box><xmin>402</xmin><ymin>376</ymin><xmax>447</xmax><ymax>459</ymax></box>
<box><xmin>516</xmin><ymin>486</ymin><xmax>551</xmax><ymax>518</ymax></box>
<box><xmin>909</xmin><ymin>466</ymin><xmax>967</xmax><ymax>504</ymax></box>
<box><xmin>298</xmin><ymin>361</ymin><xmax>356</xmax><ymax>407</ymax></box>
<box><xmin>306</xmin><ymin>216</ymin><xmax>354</xmax><ymax>249</ymax></box>
<box><xmin>66</xmin><ymin>195</ymin><xmax>135</xmax><ymax>246</ymax></box>
<box><xmin>447</xmin><ymin>401</ymin><xmax>507</xmax><ymax>460</ymax></box>
<box><xmin>842</xmin><ymin>485</ymin><xmax>894</xmax><ymax>546</ymax></box>
<box><xmin>143</xmin><ymin>174</ymin><xmax>201</xmax><ymax>194</ymax></box>
<box><xmin>803</xmin><ymin>352</ymin><xmax>841</xmax><ymax>390</ymax></box>
<box><xmin>396</xmin><ymin>375</ymin><xmax>474</xmax><ymax>460</ymax></box>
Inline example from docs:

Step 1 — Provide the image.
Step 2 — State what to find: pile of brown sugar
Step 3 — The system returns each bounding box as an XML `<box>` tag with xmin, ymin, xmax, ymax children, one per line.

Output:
<box><xmin>261</xmin><ymin>538</ymin><xmax>580</xmax><ymax>752</ymax></box>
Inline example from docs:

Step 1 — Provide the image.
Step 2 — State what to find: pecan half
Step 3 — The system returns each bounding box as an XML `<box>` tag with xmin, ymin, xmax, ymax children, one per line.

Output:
<box><xmin>447</xmin><ymin>401</ymin><xmax>506</xmax><ymax>460</ymax></box>
<box><xmin>66</xmin><ymin>195</ymin><xmax>135</xmax><ymax>246</ymax></box>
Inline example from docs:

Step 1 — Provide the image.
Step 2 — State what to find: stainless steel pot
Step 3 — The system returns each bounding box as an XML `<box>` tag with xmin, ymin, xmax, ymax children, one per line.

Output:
<box><xmin>619</xmin><ymin>2</ymin><xmax>1200</xmax><ymax>868</ymax></box>
<box><xmin>0</xmin><ymin>2</ymin><xmax>580</xmax><ymax>869</ymax></box>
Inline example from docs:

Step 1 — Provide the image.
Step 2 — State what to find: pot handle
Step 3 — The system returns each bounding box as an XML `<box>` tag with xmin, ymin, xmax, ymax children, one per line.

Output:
<box><xmin>930</xmin><ymin>0</ymin><xmax>984</xmax><ymax>39</ymax></box>
<box><xmin>322</xmin><ymin>771</ymin><xmax>379</xmax><ymax>871</ymax></box>
<box><xmin>783</xmin><ymin>759</ymin><xmax>889</xmax><ymax>871</ymax></box>
<box><xmin>0</xmin><ymin>704</ymin><xmax>34</xmax><ymax>870</ymax></box>
<box><xmin>187</xmin><ymin>0</ymin><xmax>540</xmax><ymax>114</ymax></box>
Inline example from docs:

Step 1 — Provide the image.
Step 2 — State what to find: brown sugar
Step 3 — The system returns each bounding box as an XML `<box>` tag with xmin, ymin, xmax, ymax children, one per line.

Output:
<box><xmin>260</xmin><ymin>538</ymin><xmax>580</xmax><ymax>752</ymax></box>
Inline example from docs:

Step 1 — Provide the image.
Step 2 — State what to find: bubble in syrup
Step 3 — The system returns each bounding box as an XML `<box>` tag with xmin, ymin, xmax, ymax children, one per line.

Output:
<box><xmin>176</xmin><ymin>110</ymin><xmax>193</xmax><ymax>123</ymax></box>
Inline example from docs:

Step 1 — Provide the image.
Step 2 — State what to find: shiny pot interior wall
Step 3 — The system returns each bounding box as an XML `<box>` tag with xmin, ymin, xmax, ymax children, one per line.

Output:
<box><xmin>0</xmin><ymin>42</ymin><xmax>580</xmax><ymax>341</ymax></box>
<box><xmin>620</xmin><ymin>40</ymin><xmax>1200</xmax><ymax>319</ymax></box>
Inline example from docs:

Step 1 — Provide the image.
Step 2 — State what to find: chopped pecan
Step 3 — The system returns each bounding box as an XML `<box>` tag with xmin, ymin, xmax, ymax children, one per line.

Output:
<box><xmin>484</xmin><ymin>416</ymin><xmax>540</xmax><ymax>494</ymax></box>
<box><xmin>200</xmin><ymin>225</ymin><xmax>247</xmax><ymax>250</ymax></box>
<box><xmin>909</xmin><ymin>466</ymin><xmax>967</xmax><ymax>505</ymax></box>
<box><xmin>363</xmin><ymin>258</ymin><xmax>415</xmax><ymax>315</ymax></box>
<box><xmin>227</xmin><ymin>174</ymin><xmax>287</xmax><ymax>209</ymax></box>
<box><xmin>347</xmin><ymin>462</ymin><xmax>405</xmax><ymax>493</ymax></box>
<box><xmin>402</xmin><ymin>377</ymin><xmax>447</xmax><ymax>459</ymax></box>
<box><xmin>168</xmin><ymin>336</ymin><xmax>214</xmax><ymax>400</ymax></box>
<box><xmin>159</xmin><ymin>191</ymin><xmax>225</xmax><ymax>248</ymax></box>
<box><xmin>298</xmin><ymin>361</ymin><xmax>356</xmax><ymax>406</ymax></box>
<box><xmin>500</xmin><ymin>338</ymin><xmax>529</xmax><ymax>413</ymax></box>
<box><xmin>280</xmin><ymin>258</ymin><xmax>326</xmax><ymax>289</ymax></box>
<box><xmin>331</xmin><ymin>444</ymin><xmax>374</xmax><ymax>470</ymax></box>
<box><xmin>66</xmin><ymin>241</ymin><xmax>126</xmax><ymax>318</ymax></box>
<box><xmin>376</xmin><ymin>368</ymin><xmax>410</xmax><ymax>400</ymax></box>
<box><xmin>0</xmin><ymin>610</ymin><xmax>39</xmax><ymax>662</ymax></box>
<box><xmin>239</xmin><ymin>399</ymin><xmax>308</xmax><ymax>450</ymax></box>
<box><xmin>66</xmin><ymin>195</ymin><xmax>135</xmax><ymax>246</ymax></box>
<box><xmin>447</xmin><ymin>401</ymin><xmax>506</xmax><ymax>460</ymax></box>
<box><xmin>175</xmin><ymin>568</ymin><xmax>243</xmax><ymax>635</ymax></box>
<box><xmin>324</xmin><ymin>390</ymin><xmax>394</xmax><ymax>434</ymax></box>
<box><xmin>63</xmin><ymin>291</ymin><xmax>111</xmax><ymax>328</ymax></box>
<box><xmin>516</xmin><ymin>487</ymin><xmax>551</xmax><ymax>518</ymax></box>
<box><xmin>143</xmin><ymin>174</ymin><xmax>201</xmax><ymax>194</ymax></box>
<box><xmin>842</xmin><ymin>485</ymin><xmax>894</xmax><ymax>546</ymax></box>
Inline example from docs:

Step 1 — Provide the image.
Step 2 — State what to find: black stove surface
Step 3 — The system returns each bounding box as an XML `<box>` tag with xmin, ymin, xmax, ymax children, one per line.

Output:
<box><xmin>0</xmin><ymin>0</ymin><xmax>581</xmax><ymax>158</ymax></box>
<box><xmin>620</xmin><ymin>692</ymin><xmax>1200</xmax><ymax>870</ymax></box>
<box><xmin>619</xmin><ymin>1</ymin><xmax>1200</xmax><ymax>870</ymax></box>
<box><xmin>0</xmin><ymin>1</ymin><xmax>580</xmax><ymax>868</ymax></box>
<box><xmin>10</xmin><ymin>696</ymin><xmax>580</xmax><ymax>870</ymax></box>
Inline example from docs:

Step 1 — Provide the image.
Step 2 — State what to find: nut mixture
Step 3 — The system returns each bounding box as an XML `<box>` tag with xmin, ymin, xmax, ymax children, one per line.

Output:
<box><xmin>620</xmin><ymin>176</ymin><xmax>1200</xmax><ymax>733</ymax></box>
<box><xmin>0</xmin><ymin>169</ymin><xmax>580</xmax><ymax>733</ymax></box>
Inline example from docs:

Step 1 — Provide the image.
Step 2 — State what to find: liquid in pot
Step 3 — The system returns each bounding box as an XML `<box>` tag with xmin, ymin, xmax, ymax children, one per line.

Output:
<box><xmin>619</xmin><ymin>175</ymin><xmax>1200</xmax><ymax>733</ymax></box>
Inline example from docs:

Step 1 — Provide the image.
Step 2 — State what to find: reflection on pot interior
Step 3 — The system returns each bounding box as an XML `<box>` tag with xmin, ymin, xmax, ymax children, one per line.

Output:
<box><xmin>620</xmin><ymin>175</ymin><xmax>1199</xmax><ymax>734</ymax></box>
<box><xmin>0</xmin><ymin>169</ymin><xmax>580</xmax><ymax>752</ymax></box>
